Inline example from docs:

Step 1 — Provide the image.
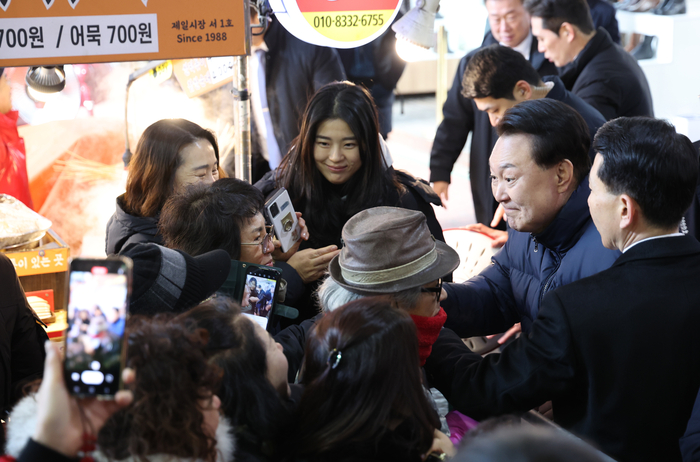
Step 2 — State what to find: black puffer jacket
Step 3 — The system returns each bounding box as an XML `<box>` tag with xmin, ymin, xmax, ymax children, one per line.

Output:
<box><xmin>105</xmin><ymin>194</ymin><xmax>162</xmax><ymax>255</ymax></box>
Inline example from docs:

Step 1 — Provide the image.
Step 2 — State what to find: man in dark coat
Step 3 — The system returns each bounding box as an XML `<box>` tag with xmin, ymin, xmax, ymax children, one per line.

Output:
<box><xmin>526</xmin><ymin>0</ymin><xmax>653</xmax><ymax>121</ymax></box>
<box><xmin>429</xmin><ymin>0</ymin><xmax>558</xmax><ymax>225</ymax></box>
<box><xmin>426</xmin><ymin>117</ymin><xmax>700</xmax><ymax>462</ymax></box>
<box><xmin>440</xmin><ymin>100</ymin><xmax>619</xmax><ymax>340</ymax></box>
<box><xmin>228</xmin><ymin>9</ymin><xmax>346</xmax><ymax>182</ymax></box>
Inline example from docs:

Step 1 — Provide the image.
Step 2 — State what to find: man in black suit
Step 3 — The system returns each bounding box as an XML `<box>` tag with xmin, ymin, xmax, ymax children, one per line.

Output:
<box><xmin>429</xmin><ymin>0</ymin><xmax>558</xmax><ymax>225</ymax></box>
<box><xmin>525</xmin><ymin>0</ymin><xmax>653</xmax><ymax>121</ymax></box>
<box><xmin>425</xmin><ymin>117</ymin><xmax>700</xmax><ymax>462</ymax></box>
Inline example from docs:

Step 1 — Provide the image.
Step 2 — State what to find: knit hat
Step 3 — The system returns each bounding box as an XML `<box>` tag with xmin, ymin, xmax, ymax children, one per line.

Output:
<box><xmin>121</xmin><ymin>243</ymin><xmax>230</xmax><ymax>315</ymax></box>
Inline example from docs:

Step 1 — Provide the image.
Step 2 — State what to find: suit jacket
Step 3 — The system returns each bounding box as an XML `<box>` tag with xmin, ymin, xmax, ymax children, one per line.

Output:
<box><xmin>560</xmin><ymin>28</ymin><xmax>653</xmax><ymax>121</ymax></box>
<box><xmin>429</xmin><ymin>33</ymin><xmax>558</xmax><ymax>225</ymax></box>
<box><xmin>426</xmin><ymin>235</ymin><xmax>700</xmax><ymax>462</ymax></box>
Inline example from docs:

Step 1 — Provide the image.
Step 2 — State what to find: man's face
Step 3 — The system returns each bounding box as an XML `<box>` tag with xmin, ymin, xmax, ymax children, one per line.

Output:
<box><xmin>486</xmin><ymin>0</ymin><xmax>531</xmax><ymax>48</ymax></box>
<box><xmin>489</xmin><ymin>134</ymin><xmax>564</xmax><ymax>234</ymax></box>
<box><xmin>588</xmin><ymin>154</ymin><xmax>621</xmax><ymax>250</ymax></box>
<box><xmin>474</xmin><ymin>89</ymin><xmax>527</xmax><ymax>126</ymax></box>
<box><xmin>531</xmin><ymin>17</ymin><xmax>571</xmax><ymax>67</ymax></box>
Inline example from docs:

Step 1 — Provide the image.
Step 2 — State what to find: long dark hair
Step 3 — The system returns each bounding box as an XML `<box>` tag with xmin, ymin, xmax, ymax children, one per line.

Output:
<box><xmin>276</xmin><ymin>82</ymin><xmax>403</xmax><ymax>247</ymax></box>
<box><xmin>124</xmin><ymin>118</ymin><xmax>220</xmax><ymax>218</ymax></box>
<box><xmin>97</xmin><ymin>314</ymin><xmax>221</xmax><ymax>461</ymax></box>
<box><xmin>292</xmin><ymin>297</ymin><xmax>439</xmax><ymax>458</ymax></box>
<box><xmin>178</xmin><ymin>297</ymin><xmax>292</xmax><ymax>458</ymax></box>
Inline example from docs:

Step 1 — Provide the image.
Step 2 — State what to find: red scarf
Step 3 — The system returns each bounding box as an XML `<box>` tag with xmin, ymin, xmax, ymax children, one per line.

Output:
<box><xmin>410</xmin><ymin>307</ymin><xmax>447</xmax><ymax>367</ymax></box>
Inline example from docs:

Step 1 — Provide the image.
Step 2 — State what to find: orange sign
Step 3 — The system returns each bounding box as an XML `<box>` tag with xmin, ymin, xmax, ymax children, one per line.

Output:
<box><xmin>0</xmin><ymin>0</ymin><xmax>246</xmax><ymax>67</ymax></box>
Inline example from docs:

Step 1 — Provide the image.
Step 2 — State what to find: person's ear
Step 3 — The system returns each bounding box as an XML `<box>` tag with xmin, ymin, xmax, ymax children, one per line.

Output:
<box><xmin>619</xmin><ymin>194</ymin><xmax>637</xmax><ymax>230</ymax></box>
<box><xmin>560</xmin><ymin>22</ymin><xmax>576</xmax><ymax>43</ymax></box>
<box><xmin>514</xmin><ymin>81</ymin><xmax>532</xmax><ymax>101</ymax></box>
<box><xmin>555</xmin><ymin>159</ymin><xmax>575</xmax><ymax>193</ymax></box>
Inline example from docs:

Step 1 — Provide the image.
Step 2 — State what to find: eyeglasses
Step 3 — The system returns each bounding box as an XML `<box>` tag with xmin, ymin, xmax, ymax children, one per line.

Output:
<box><xmin>420</xmin><ymin>278</ymin><xmax>443</xmax><ymax>303</ymax></box>
<box><xmin>241</xmin><ymin>225</ymin><xmax>275</xmax><ymax>253</ymax></box>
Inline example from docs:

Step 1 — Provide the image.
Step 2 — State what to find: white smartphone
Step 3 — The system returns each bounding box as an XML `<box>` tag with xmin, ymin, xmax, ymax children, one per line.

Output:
<box><xmin>264</xmin><ymin>188</ymin><xmax>300</xmax><ymax>253</ymax></box>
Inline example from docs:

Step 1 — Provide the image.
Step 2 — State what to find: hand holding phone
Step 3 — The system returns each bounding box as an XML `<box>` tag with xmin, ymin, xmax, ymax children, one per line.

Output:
<box><xmin>33</xmin><ymin>342</ymin><xmax>134</xmax><ymax>457</ymax></box>
<box><xmin>65</xmin><ymin>257</ymin><xmax>131</xmax><ymax>397</ymax></box>
<box><xmin>272</xmin><ymin>212</ymin><xmax>309</xmax><ymax>262</ymax></box>
<box><xmin>265</xmin><ymin>188</ymin><xmax>302</xmax><ymax>253</ymax></box>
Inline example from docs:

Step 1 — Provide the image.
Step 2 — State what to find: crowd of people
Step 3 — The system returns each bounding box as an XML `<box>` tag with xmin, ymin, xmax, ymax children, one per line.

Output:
<box><xmin>1</xmin><ymin>0</ymin><xmax>700</xmax><ymax>460</ymax></box>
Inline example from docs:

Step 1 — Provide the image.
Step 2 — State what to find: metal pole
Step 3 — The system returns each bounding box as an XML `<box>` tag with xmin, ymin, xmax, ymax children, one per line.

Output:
<box><xmin>234</xmin><ymin>55</ymin><xmax>252</xmax><ymax>182</ymax></box>
<box><xmin>435</xmin><ymin>24</ymin><xmax>448</xmax><ymax>124</ymax></box>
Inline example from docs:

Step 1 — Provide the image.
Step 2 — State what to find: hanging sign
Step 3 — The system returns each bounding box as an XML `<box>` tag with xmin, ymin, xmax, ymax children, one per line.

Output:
<box><xmin>0</xmin><ymin>0</ymin><xmax>246</xmax><ymax>67</ymax></box>
<box><xmin>269</xmin><ymin>0</ymin><xmax>402</xmax><ymax>49</ymax></box>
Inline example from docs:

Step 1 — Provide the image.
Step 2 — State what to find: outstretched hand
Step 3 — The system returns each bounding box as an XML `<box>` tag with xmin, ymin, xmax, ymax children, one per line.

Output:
<box><xmin>287</xmin><ymin>245</ymin><xmax>341</xmax><ymax>284</ymax></box>
<box><xmin>463</xmin><ymin>223</ymin><xmax>508</xmax><ymax>248</ymax></box>
<box><xmin>432</xmin><ymin>181</ymin><xmax>450</xmax><ymax>208</ymax></box>
<box><xmin>33</xmin><ymin>342</ymin><xmax>134</xmax><ymax>457</ymax></box>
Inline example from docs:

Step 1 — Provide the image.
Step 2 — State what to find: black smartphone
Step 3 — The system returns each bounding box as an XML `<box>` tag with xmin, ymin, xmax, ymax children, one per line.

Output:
<box><xmin>65</xmin><ymin>257</ymin><xmax>132</xmax><ymax>397</ymax></box>
<box><xmin>242</xmin><ymin>264</ymin><xmax>281</xmax><ymax>320</ymax></box>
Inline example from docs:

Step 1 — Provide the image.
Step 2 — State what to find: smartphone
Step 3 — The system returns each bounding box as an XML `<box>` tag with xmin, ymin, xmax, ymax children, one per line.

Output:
<box><xmin>65</xmin><ymin>257</ymin><xmax>132</xmax><ymax>398</ymax></box>
<box><xmin>264</xmin><ymin>188</ymin><xmax>300</xmax><ymax>253</ymax></box>
<box><xmin>241</xmin><ymin>264</ymin><xmax>280</xmax><ymax>320</ymax></box>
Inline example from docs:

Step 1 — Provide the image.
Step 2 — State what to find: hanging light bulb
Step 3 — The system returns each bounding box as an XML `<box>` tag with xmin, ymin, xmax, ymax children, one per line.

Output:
<box><xmin>392</xmin><ymin>0</ymin><xmax>441</xmax><ymax>61</ymax></box>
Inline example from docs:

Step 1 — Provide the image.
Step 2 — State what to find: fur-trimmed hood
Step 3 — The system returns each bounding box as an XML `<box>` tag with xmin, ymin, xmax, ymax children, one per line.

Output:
<box><xmin>5</xmin><ymin>394</ymin><xmax>236</xmax><ymax>462</ymax></box>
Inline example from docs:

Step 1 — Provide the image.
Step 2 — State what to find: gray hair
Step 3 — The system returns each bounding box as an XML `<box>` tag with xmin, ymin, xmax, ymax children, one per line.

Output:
<box><xmin>317</xmin><ymin>277</ymin><xmax>422</xmax><ymax>312</ymax></box>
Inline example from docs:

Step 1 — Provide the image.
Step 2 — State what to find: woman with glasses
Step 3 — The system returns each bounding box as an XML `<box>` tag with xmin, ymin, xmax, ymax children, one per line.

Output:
<box><xmin>158</xmin><ymin>178</ymin><xmax>310</xmax><ymax>325</ymax></box>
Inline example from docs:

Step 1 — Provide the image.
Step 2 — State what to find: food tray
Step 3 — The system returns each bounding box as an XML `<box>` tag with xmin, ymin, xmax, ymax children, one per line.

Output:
<box><xmin>0</xmin><ymin>194</ymin><xmax>52</xmax><ymax>250</ymax></box>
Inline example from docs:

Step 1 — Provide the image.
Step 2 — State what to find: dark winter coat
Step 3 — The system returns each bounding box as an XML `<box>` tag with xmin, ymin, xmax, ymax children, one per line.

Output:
<box><xmin>0</xmin><ymin>253</ymin><xmax>48</xmax><ymax>416</ymax></box>
<box><xmin>587</xmin><ymin>0</ymin><xmax>620</xmax><ymax>44</ymax></box>
<box><xmin>429</xmin><ymin>32</ymin><xmax>558</xmax><ymax>225</ymax></box>
<box><xmin>542</xmin><ymin>74</ymin><xmax>607</xmax><ymax>161</ymax></box>
<box><xmin>559</xmin><ymin>28</ymin><xmax>653</xmax><ymax>121</ymax></box>
<box><xmin>426</xmin><ymin>236</ymin><xmax>700</xmax><ymax>462</ymax></box>
<box><xmin>105</xmin><ymin>194</ymin><xmax>162</xmax><ymax>256</ymax></box>
<box><xmin>441</xmin><ymin>176</ymin><xmax>620</xmax><ymax>338</ymax></box>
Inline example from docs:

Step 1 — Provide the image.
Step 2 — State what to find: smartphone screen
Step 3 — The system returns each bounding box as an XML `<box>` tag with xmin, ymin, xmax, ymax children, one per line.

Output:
<box><xmin>65</xmin><ymin>258</ymin><xmax>131</xmax><ymax>397</ymax></box>
<box><xmin>241</xmin><ymin>266</ymin><xmax>279</xmax><ymax>319</ymax></box>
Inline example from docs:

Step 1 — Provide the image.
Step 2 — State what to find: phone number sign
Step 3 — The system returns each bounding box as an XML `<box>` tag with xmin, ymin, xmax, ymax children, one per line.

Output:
<box><xmin>271</xmin><ymin>0</ymin><xmax>401</xmax><ymax>49</ymax></box>
<box><xmin>0</xmin><ymin>0</ymin><xmax>245</xmax><ymax>67</ymax></box>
